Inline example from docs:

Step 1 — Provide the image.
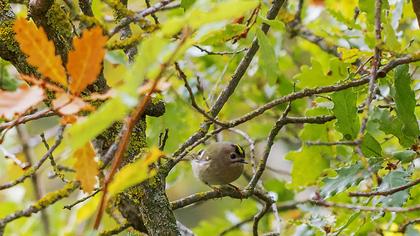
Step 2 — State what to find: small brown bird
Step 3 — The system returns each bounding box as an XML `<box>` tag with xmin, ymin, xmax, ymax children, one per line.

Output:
<box><xmin>191</xmin><ymin>142</ymin><xmax>247</xmax><ymax>186</ymax></box>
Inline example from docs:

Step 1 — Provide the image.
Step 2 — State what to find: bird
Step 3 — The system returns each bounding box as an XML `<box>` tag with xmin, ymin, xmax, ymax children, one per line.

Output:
<box><xmin>191</xmin><ymin>142</ymin><xmax>247</xmax><ymax>187</ymax></box>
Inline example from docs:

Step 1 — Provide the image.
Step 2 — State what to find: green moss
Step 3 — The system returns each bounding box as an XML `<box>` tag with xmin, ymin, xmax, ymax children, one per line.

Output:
<box><xmin>33</xmin><ymin>182</ymin><xmax>76</xmax><ymax>209</ymax></box>
<box><xmin>46</xmin><ymin>3</ymin><xmax>73</xmax><ymax>40</ymax></box>
<box><xmin>0</xmin><ymin>20</ymin><xmax>20</xmax><ymax>54</ymax></box>
<box><xmin>106</xmin><ymin>33</ymin><xmax>142</xmax><ymax>51</ymax></box>
<box><xmin>102</xmin><ymin>0</ymin><xmax>134</xmax><ymax>20</ymax></box>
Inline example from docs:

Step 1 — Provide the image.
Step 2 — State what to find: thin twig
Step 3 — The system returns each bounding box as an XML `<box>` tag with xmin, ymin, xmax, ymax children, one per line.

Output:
<box><xmin>99</xmin><ymin>222</ymin><xmax>131</xmax><ymax>236</ymax></box>
<box><xmin>193</xmin><ymin>45</ymin><xmax>248</xmax><ymax>56</ymax></box>
<box><xmin>174</xmin><ymin>62</ymin><xmax>227</xmax><ymax>126</ymax></box>
<box><xmin>15</xmin><ymin>125</ymin><xmax>50</xmax><ymax>235</ymax></box>
<box><xmin>0</xmin><ymin>126</ymin><xmax>65</xmax><ymax>191</ymax></box>
<box><xmin>40</xmin><ymin>130</ymin><xmax>68</xmax><ymax>183</ymax></box>
<box><xmin>0</xmin><ymin>109</ymin><xmax>55</xmax><ymax>132</ymax></box>
<box><xmin>246</xmin><ymin>102</ymin><xmax>292</xmax><ymax>191</ymax></box>
<box><xmin>64</xmin><ymin>188</ymin><xmax>101</xmax><ymax>210</ymax></box>
<box><xmin>358</xmin><ymin>0</ymin><xmax>382</xmax><ymax>137</ymax></box>
<box><xmin>399</xmin><ymin>218</ymin><xmax>420</xmax><ymax>232</ymax></box>
<box><xmin>253</xmin><ymin>202</ymin><xmax>270</xmax><ymax>236</ymax></box>
<box><xmin>349</xmin><ymin>178</ymin><xmax>420</xmax><ymax>197</ymax></box>
<box><xmin>306</xmin><ymin>141</ymin><xmax>359</xmax><ymax>146</ymax></box>
<box><xmin>109</xmin><ymin>0</ymin><xmax>175</xmax><ymax>36</ymax></box>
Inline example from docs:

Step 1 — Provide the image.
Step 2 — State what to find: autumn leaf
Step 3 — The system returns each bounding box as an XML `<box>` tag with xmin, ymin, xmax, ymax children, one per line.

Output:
<box><xmin>73</xmin><ymin>142</ymin><xmax>98</xmax><ymax>193</ymax></box>
<box><xmin>108</xmin><ymin>147</ymin><xmax>163</xmax><ymax>196</ymax></box>
<box><xmin>0</xmin><ymin>85</ymin><xmax>44</xmax><ymax>120</ymax></box>
<box><xmin>67</xmin><ymin>26</ymin><xmax>107</xmax><ymax>95</ymax></box>
<box><xmin>13</xmin><ymin>18</ymin><xmax>67</xmax><ymax>86</ymax></box>
<box><xmin>52</xmin><ymin>93</ymin><xmax>95</xmax><ymax>115</ymax></box>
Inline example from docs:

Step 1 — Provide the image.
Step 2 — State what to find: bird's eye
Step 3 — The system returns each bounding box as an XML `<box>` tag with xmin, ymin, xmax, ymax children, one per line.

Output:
<box><xmin>230</xmin><ymin>153</ymin><xmax>236</xmax><ymax>159</ymax></box>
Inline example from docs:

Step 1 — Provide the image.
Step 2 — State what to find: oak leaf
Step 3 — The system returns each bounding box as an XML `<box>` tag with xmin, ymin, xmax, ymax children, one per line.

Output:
<box><xmin>67</xmin><ymin>26</ymin><xmax>107</xmax><ymax>95</ymax></box>
<box><xmin>73</xmin><ymin>142</ymin><xmax>98</xmax><ymax>193</ymax></box>
<box><xmin>0</xmin><ymin>85</ymin><xmax>44</xmax><ymax>120</ymax></box>
<box><xmin>13</xmin><ymin>18</ymin><xmax>67</xmax><ymax>86</ymax></box>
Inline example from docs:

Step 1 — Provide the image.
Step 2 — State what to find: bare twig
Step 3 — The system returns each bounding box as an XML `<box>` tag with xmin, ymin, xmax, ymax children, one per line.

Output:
<box><xmin>174</xmin><ymin>62</ymin><xmax>227</xmax><ymax>127</ymax></box>
<box><xmin>193</xmin><ymin>45</ymin><xmax>248</xmax><ymax>56</ymax></box>
<box><xmin>253</xmin><ymin>201</ymin><xmax>271</xmax><ymax>236</ymax></box>
<box><xmin>246</xmin><ymin>102</ymin><xmax>292</xmax><ymax>191</ymax></box>
<box><xmin>0</xmin><ymin>126</ymin><xmax>65</xmax><ymax>191</ymax></box>
<box><xmin>15</xmin><ymin>125</ymin><xmax>50</xmax><ymax>235</ymax></box>
<box><xmin>64</xmin><ymin>188</ymin><xmax>101</xmax><ymax>210</ymax></box>
<box><xmin>399</xmin><ymin>218</ymin><xmax>420</xmax><ymax>232</ymax></box>
<box><xmin>358</xmin><ymin>0</ymin><xmax>382</xmax><ymax>137</ymax></box>
<box><xmin>0</xmin><ymin>109</ymin><xmax>55</xmax><ymax>132</ymax></box>
<box><xmin>40</xmin><ymin>130</ymin><xmax>68</xmax><ymax>183</ymax></box>
<box><xmin>109</xmin><ymin>0</ymin><xmax>175</xmax><ymax>36</ymax></box>
<box><xmin>349</xmin><ymin>178</ymin><xmax>420</xmax><ymax>197</ymax></box>
<box><xmin>145</xmin><ymin>0</ymin><xmax>159</xmax><ymax>24</ymax></box>
<box><xmin>306</xmin><ymin>141</ymin><xmax>359</xmax><ymax>146</ymax></box>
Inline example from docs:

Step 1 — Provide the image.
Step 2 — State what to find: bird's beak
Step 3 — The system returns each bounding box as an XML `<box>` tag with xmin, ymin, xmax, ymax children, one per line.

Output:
<box><xmin>234</xmin><ymin>159</ymin><xmax>248</xmax><ymax>164</ymax></box>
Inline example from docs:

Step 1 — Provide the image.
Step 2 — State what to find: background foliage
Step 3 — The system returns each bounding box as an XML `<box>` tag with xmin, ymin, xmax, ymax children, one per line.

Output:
<box><xmin>0</xmin><ymin>0</ymin><xmax>420</xmax><ymax>235</ymax></box>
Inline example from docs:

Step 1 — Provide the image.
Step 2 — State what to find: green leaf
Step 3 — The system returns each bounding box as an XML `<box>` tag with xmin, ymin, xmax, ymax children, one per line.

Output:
<box><xmin>0</xmin><ymin>75</ymin><xmax>18</xmax><ymax>91</ymax></box>
<box><xmin>375</xmin><ymin>169</ymin><xmax>411</xmax><ymax>207</ymax></box>
<box><xmin>383</xmin><ymin>20</ymin><xmax>400</xmax><ymax>51</ymax></box>
<box><xmin>294</xmin><ymin>58</ymin><xmax>346</xmax><ymax>88</ymax></box>
<box><xmin>371</xmin><ymin>108</ymin><xmax>413</xmax><ymax>147</ymax></box>
<box><xmin>181</xmin><ymin>0</ymin><xmax>196</xmax><ymax>10</ymax></box>
<box><xmin>331</xmin><ymin>88</ymin><xmax>360</xmax><ymax>140</ymax></box>
<box><xmin>392</xmin><ymin>150</ymin><xmax>417</xmax><ymax>163</ymax></box>
<box><xmin>66</xmin><ymin>97</ymin><xmax>129</xmax><ymax>151</ymax></box>
<box><xmin>256</xmin><ymin>28</ymin><xmax>277</xmax><ymax>84</ymax></box>
<box><xmin>321</xmin><ymin>163</ymin><xmax>365</xmax><ymax>198</ymax></box>
<box><xmin>199</xmin><ymin>24</ymin><xmax>246</xmax><ymax>46</ymax></box>
<box><xmin>286</xmin><ymin>146</ymin><xmax>329</xmax><ymax>189</ymax></box>
<box><xmin>258</xmin><ymin>16</ymin><xmax>285</xmax><ymax>31</ymax></box>
<box><xmin>108</xmin><ymin>147</ymin><xmax>161</xmax><ymax>196</ymax></box>
<box><xmin>263</xmin><ymin>179</ymin><xmax>294</xmax><ymax>202</ymax></box>
<box><xmin>161</xmin><ymin>0</ymin><xmax>258</xmax><ymax>36</ymax></box>
<box><xmin>360</xmin><ymin>133</ymin><xmax>382</xmax><ymax>157</ymax></box>
<box><xmin>393</xmin><ymin>64</ymin><xmax>419</xmax><ymax>146</ymax></box>
<box><xmin>321</xmin><ymin>159</ymin><xmax>382</xmax><ymax>198</ymax></box>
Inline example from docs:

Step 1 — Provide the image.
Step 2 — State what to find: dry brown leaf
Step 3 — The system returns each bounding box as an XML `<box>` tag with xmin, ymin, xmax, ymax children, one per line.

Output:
<box><xmin>13</xmin><ymin>18</ymin><xmax>67</xmax><ymax>86</ymax></box>
<box><xmin>67</xmin><ymin>26</ymin><xmax>108</xmax><ymax>95</ymax></box>
<box><xmin>52</xmin><ymin>93</ymin><xmax>95</xmax><ymax>115</ymax></box>
<box><xmin>73</xmin><ymin>142</ymin><xmax>98</xmax><ymax>193</ymax></box>
<box><xmin>0</xmin><ymin>85</ymin><xmax>44</xmax><ymax>120</ymax></box>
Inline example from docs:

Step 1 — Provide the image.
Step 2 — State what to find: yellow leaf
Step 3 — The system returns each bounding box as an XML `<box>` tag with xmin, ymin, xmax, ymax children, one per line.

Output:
<box><xmin>67</xmin><ymin>26</ymin><xmax>107</xmax><ymax>95</ymax></box>
<box><xmin>76</xmin><ymin>192</ymin><xmax>101</xmax><ymax>223</ymax></box>
<box><xmin>13</xmin><ymin>18</ymin><xmax>67</xmax><ymax>86</ymax></box>
<box><xmin>73</xmin><ymin>142</ymin><xmax>98</xmax><ymax>193</ymax></box>
<box><xmin>108</xmin><ymin>147</ymin><xmax>162</xmax><ymax>196</ymax></box>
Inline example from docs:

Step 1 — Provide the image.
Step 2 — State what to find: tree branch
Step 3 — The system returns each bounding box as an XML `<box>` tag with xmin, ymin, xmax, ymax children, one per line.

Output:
<box><xmin>349</xmin><ymin>178</ymin><xmax>420</xmax><ymax>197</ymax></box>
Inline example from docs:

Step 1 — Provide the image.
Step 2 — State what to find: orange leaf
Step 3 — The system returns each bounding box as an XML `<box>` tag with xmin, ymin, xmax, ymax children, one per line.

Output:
<box><xmin>67</xmin><ymin>26</ymin><xmax>107</xmax><ymax>95</ymax></box>
<box><xmin>73</xmin><ymin>142</ymin><xmax>98</xmax><ymax>193</ymax></box>
<box><xmin>0</xmin><ymin>85</ymin><xmax>44</xmax><ymax>120</ymax></box>
<box><xmin>52</xmin><ymin>93</ymin><xmax>95</xmax><ymax>115</ymax></box>
<box><xmin>13</xmin><ymin>18</ymin><xmax>67</xmax><ymax>86</ymax></box>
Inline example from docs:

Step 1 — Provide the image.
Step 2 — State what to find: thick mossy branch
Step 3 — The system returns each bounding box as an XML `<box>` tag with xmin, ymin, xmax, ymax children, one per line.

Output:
<box><xmin>0</xmin><ymin>0</ymin><xmax>36</xmax><ymax>74</ymax></box>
